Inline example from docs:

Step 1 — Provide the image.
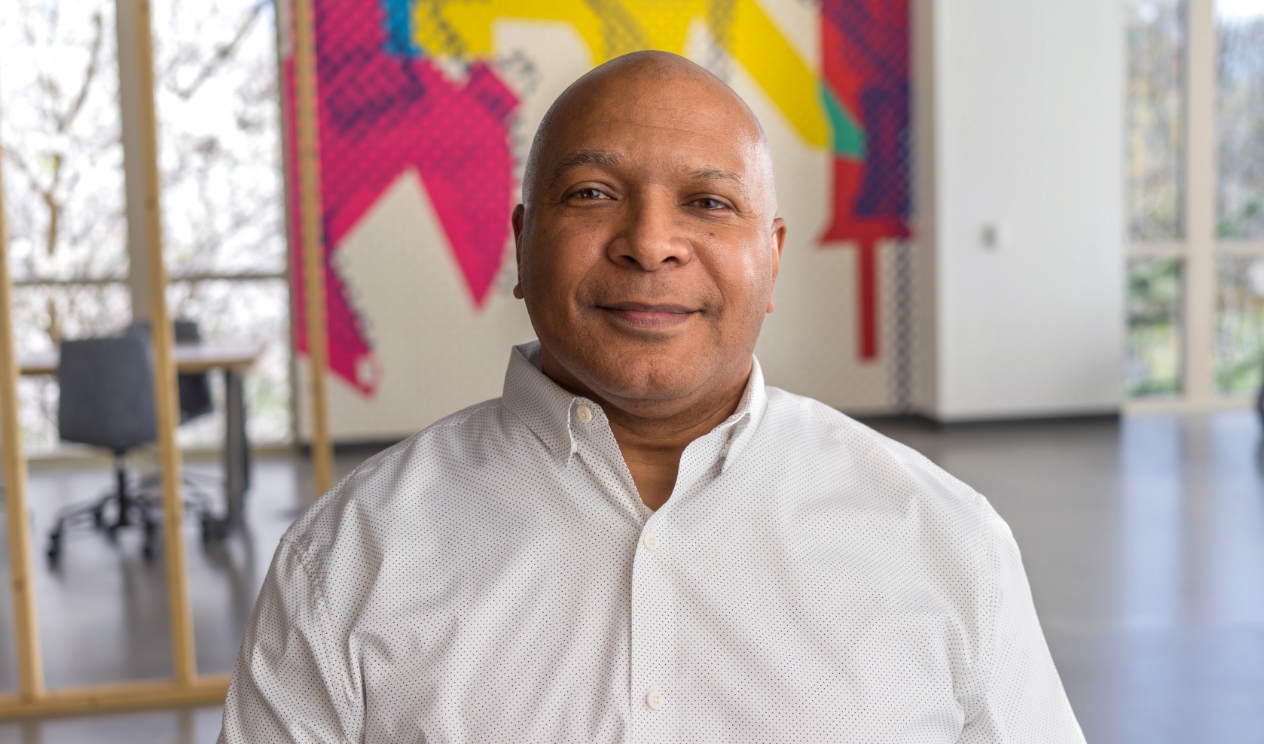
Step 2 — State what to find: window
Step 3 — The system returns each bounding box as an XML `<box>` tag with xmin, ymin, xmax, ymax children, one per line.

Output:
<box><xmin>152</xmin><ymin>0</ymin><xmax>291</xmax><ymax>447</ymax></box>
<box><xmin>1126</xmin><ymin>0</ymin><xmax>1264</xmax><ymax>405</ymax></box>
<box><xmin>1126</xmin><ymin>0</ymin><xmax>1187</xmax><ymax>397</ymax></box>
<box><xmin>1214</xmin><ymin>0</ymin><xmax>1264</xmax><ymax>395</ymax></box>
<box><xmin>0</xmin><ymin>0</ymin><xmax>291</xmax><ymax>452</ymax></box>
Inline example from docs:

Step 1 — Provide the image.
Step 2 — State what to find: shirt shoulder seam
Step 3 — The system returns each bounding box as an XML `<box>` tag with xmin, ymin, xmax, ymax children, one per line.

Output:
<box><xmin>280</xmin><ymin>535</ymin><xmax>361</xmax><ymax>733</ymax></box>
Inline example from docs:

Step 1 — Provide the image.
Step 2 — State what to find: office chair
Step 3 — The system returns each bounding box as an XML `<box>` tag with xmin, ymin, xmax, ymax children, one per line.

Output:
<box><xmin>47</xmin><ymin>334</ymin><xmax>162</xmax><ymax>563</ymax></box>
<box><xmin>46</xmin><ymin>323</ymin><xmax>225</xmax><ymax>565</ymax></box>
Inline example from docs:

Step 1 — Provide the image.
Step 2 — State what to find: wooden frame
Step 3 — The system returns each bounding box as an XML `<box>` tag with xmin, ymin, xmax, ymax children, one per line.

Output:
<box><xmin>292</xmin><ymin>0</ymin><xmax>336</xmax><ymax>495</ymax></box>
<box><xmin>0</xmin><ymin>0</ymin><xmax>336</xmax><ymax>718</ymax></box>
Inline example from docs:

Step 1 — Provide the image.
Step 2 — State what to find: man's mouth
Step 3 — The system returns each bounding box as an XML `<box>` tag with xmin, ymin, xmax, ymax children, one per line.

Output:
<box><xmin>598</xmin><ymin>301</ymin><xmax>697</xmax><ymax>329</ymax></box>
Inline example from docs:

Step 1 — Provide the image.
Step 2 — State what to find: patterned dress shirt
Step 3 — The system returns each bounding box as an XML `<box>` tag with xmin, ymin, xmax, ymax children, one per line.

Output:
<box><xmin>219</xmin><ymin>341</ymin><xmax>1085</xmax><ymax>743</ymax></box>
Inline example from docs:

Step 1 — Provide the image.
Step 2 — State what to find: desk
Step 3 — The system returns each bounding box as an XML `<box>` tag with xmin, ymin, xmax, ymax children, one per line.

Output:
<box><xmin>20</xmin><ymin>342</ymin><xmax>264</xmax><ymax>535</ymax></box>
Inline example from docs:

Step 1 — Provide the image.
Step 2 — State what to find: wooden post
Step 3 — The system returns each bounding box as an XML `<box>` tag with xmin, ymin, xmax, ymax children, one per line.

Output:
<box><xmin>292</xmin><ymin>0</ymin><xmax>335</xmax><ymax>496</ymax></box>
<box><xmin>0</xmin><ymin>145</ymin><xmax>46</xmax><ymax>702</ymax></box>
<box><xmin>120</xmin><ymin>0</ymin><xmax>198</xmax><ymax>686</ymax></box>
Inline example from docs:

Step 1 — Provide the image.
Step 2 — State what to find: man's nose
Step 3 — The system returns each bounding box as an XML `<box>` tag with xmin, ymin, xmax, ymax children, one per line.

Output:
<box><xmin>608</xmin><ymin>196</ymin><xmax>692</xmax><ymax>270</ymax></box>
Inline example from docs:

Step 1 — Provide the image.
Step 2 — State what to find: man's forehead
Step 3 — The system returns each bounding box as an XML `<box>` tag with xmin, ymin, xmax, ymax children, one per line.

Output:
<box><xmin>544</xmin><ymin>146</ymin><xmax>751</xmax><ymax>191</ymax></box>
<box><xmin>524</xmin><ymin>53</ymin><xmax>774</xmax><ymax>206</ymax></box>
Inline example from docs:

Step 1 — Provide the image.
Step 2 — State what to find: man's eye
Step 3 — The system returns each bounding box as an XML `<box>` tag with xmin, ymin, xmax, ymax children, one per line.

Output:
<box><xmin>572</xmin><ymin>188</ymin><xmax>607</xmax><ymax>200</ymax></box>
<box><xmin>693</xmin><ymin>197</ymin><xmax>728</xmax><ymax>210</ymax></box>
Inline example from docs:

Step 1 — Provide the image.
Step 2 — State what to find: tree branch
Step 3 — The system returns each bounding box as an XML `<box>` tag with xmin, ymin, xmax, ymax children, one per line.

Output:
<box><xmin>58</xmin><ymin>10</ymin><xmax>105</xmax><ymax>133</ymax></box>
<box><xmin>168</xmin><ymin>1</ymin><xmax>267</xmax><ymax>100</ymax></box>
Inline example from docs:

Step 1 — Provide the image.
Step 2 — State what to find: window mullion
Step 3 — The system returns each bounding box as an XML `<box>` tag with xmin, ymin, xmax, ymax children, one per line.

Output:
<box><xmin>1183</xmin><ymin>0</ymin><xmax>1218</xmax><ymax>404</ymax></box>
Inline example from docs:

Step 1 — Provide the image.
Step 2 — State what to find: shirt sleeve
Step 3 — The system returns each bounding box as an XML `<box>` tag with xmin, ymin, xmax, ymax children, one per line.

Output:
<box><xmin>218</xmin><ymin>537</ymin><xmax>361</xmax><ymax>744</ymax></box>
<box><xmin>958</xmin><ymin>513</ymin><xmax>1086</xmax><ymax>744</ymax></box>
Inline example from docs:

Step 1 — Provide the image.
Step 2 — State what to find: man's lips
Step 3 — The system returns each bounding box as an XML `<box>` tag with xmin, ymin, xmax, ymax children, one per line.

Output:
<box><xmin>597</xmin><ymin>302</ymin><xmax>698</xmax><ymax>329</ymax></box>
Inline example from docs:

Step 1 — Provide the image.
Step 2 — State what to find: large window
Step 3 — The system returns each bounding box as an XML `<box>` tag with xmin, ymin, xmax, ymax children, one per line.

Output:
<box><xmin>0</xmin><ymin>0</ymin><xmax>290</xmax><ymax>452</ymax></box>
<box><xmin>1127</xmin><ymin>0</ymin><xmax>1264</xmax><ymax>405</ymax></box>
<box><xmin>1214</xmin><ymin>0</ymin><xmax>1264</xmax><ymax>395</ymax></box>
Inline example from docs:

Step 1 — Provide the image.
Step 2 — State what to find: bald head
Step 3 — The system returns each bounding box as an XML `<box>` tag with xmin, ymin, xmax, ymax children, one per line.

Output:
<box><xmin>510</xmin><ymin>49</ymin><xmax>786</xmax><ymax>436</ymax></box>
<box><xmin>522</xmin><ymin>51</ymin><xmax>776</xmax><ymax>215</ymax></box>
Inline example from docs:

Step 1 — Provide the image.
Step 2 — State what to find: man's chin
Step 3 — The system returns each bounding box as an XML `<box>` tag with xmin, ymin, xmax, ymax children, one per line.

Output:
<box><xmin>580</xmin><ymin>357</ymin><xmax>712</xmax><ymax>410</ymax></box>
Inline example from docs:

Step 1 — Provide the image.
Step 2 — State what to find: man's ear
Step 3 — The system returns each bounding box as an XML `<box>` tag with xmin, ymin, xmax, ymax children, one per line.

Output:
<box><xmin>766</xmin><ymin>217</ymin><xmax>787</xmax><ymax>313</ymax></box>
<box><xmin>512</xmin><ymin>204</ymin><xmax>525</xmax><ymax>300</ymax></box>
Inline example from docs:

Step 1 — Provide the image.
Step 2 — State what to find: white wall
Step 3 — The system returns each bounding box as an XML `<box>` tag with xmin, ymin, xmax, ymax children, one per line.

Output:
<box><xmin>918</xmin><ymin>0</ymin><xmax>1126</xmax><ymax>421</ymax></box>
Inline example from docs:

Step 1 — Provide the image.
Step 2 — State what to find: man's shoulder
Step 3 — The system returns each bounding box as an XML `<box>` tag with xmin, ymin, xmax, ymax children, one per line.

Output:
<box><xmin>759</xmin><ymin>386</ymin><xmax>1010</xmax><ymax>545</ymax></box>
<box><xmin>279</xmin><ymin>396</ymin><xmax>522</xmax><ymax>560</ymax></box>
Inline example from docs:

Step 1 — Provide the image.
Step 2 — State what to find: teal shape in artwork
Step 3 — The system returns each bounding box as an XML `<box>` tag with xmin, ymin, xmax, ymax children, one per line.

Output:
<box><xmin>821</xmin><ymin>84</ymin><xmax>865</xmax><ymax>159</ymax></box>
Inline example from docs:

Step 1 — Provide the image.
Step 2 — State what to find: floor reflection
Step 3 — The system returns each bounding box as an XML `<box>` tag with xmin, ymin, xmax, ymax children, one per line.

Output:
<box><xmin>872</xmin><ymin>410</ymin><xmax>1264</xmax><ymax>744</ymax></box>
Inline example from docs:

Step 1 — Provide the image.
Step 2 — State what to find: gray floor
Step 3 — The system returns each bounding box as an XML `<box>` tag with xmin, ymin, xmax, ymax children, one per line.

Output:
<box><xmin>0</xmin><ymin>411</ymin><xmax>1259</xmax><ymax>742</ymax></box>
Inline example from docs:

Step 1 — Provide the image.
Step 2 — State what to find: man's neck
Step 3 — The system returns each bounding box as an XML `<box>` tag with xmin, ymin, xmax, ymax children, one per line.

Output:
<box><xmin>538</xmin><ymin>347</ymin><xmax>750</xmax><ymax>510</ymax></box>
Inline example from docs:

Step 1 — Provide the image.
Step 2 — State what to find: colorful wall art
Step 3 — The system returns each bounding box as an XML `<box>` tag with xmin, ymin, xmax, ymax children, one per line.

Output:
<box><xmin>280</xmin><ymin>0</ymin><xmax>912</xmax><ymax>441</ymax></box>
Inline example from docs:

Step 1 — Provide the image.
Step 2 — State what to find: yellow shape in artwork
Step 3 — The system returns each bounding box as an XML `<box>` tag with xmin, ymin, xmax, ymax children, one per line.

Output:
<box><xmin>410</xmin><ymin>0</ymin><xmax>829</xmax><ymax>149</ymax></box>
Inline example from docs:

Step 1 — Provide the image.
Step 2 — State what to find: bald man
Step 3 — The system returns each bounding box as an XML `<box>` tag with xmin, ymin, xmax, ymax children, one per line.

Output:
<box><xmin>220</xmin><ymin>52</ymin><xmax>1084</xmax><ymax>743</ymax></box>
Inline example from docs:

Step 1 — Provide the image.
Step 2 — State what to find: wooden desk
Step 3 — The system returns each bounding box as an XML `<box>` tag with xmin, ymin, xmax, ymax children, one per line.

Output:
<box><xmin>20</xmin><ymin>342</ymin><xmax>264</xmax><ymax>535</ymax></box>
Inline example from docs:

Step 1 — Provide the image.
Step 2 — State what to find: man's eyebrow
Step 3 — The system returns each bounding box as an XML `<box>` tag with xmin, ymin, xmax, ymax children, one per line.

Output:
<box><xmin>687</xmin><ymin>166</ymin><xmax>745</xmax><ymax>185</ymax></box>
<box><xmin>545</xmin><ymin>150</ymin><xmax>624</xmax><ymax>191</ymax></box>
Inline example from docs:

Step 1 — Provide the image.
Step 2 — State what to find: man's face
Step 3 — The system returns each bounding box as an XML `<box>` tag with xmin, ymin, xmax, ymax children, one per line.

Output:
<box><xmin>514</xmin><ymin>69</ymin><xmax>785</xmax><ymax>417</ymax></box>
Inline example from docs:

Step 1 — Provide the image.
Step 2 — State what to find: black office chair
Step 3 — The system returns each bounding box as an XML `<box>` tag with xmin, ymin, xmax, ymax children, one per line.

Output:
<box><xmin>47</xmin><ymin>334</ymin><xmax>163</xmax><ymax>563</ymax></box>
<box><xmin>46</xmin><ymin>323</ymin><xmax>225</xmax><ymax>565</ymax></box>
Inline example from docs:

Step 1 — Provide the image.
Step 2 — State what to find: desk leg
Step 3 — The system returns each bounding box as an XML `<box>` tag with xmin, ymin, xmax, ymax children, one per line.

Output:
<box><xmin>224</xmin><ymin>367</ymin><xmax>250</xmax><ymax>528</ymax></box>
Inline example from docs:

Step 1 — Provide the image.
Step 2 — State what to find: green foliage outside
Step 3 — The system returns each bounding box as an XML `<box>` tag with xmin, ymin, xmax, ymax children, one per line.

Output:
<box><xmin>1127</xmin><ymin>257</ymin><xmax>1183</xmax><ymax>397</ymax></box>
<box><xmin>1216</xmin><ymin>256</ymin><xmax>1264</xmax><ymax>395</ymax></box>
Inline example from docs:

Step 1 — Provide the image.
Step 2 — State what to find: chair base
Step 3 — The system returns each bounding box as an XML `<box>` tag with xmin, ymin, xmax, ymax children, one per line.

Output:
<box><xmin>45</xmin><ymin>454</ymin><xmax>229</xmax><ymax>566</ymax></box>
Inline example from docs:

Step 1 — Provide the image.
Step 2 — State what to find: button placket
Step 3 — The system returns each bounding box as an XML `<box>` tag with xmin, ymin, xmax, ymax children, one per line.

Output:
<box><xmin>629</xmin><ymin>516</ymin><xmax>675</xmax><ymax>735</ymax></box>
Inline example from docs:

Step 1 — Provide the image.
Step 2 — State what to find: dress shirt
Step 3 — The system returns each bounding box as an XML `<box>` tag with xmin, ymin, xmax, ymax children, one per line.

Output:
<box><xmin>220</xmin><ymin>341</ymin><xmax>1084</xmax><ymax>744</ymax></box>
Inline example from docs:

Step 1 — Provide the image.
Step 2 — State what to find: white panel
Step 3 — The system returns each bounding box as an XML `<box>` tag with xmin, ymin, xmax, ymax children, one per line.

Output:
<box><xmin>933</xmin><ymin>0</ymin><xmax>1126</xmax><ymax>420</ymax></box>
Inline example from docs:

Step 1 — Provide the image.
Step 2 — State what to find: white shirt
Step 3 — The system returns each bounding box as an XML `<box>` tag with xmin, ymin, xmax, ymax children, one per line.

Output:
<box><xmin>220</xmin><ymin>342</ymin><xmax>1084</xmax><ymax>744</ymax></box>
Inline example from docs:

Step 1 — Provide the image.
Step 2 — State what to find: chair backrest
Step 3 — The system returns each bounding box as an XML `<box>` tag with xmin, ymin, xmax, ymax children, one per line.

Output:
<box><xmin>127</xmin><ymin>319</ymin><xmax>214</xmax><ymax>423</ymax></box>
<box><xmin>58</xmin><ymin>335</ymin><xmax>157</xmax><ymax>453</ymax></box>
<box><xmin>174</xmin><ymin>319</ymin><xmax>200</xmax><ymax>344</ymax></box>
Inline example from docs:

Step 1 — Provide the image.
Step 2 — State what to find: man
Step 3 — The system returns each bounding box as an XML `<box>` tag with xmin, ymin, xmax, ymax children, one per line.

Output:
<box><xmin>220</xmin><ymin>51</ymin><xmax>1084</xmax><ymax>743</ymax></box>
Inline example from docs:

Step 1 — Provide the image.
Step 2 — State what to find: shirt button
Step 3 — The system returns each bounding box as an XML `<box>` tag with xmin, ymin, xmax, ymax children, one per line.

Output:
<box><xmin>645</xmin><ymin>690</ymin><xmax>664</xmax><ymax>710</ymax></box>
<box><xmin>643</xmin><ymin>532</ymin><xmax>659</xmax><ymax>551</ymax></box>
<box><xmin>576</xmin><ymin>404</ymin><xmax>594</xmax><ymax>424</ymax></box>
<box><xmin>720</xmin><ymin>443</ymin><xmax>730</xmax><ymax>457</ymax></box>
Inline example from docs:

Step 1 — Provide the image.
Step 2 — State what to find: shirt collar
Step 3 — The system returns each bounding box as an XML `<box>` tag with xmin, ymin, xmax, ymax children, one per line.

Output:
<box><xmin>501</xmin><ymin>341</ymin><xmax>768</xmax><ymax>470</ymax></box>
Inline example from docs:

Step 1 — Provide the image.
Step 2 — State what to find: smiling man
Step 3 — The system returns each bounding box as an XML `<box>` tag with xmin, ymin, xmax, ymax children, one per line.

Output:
<box><xmin>220</xmin><ymin>52</ymin><xmax>1084</xmax><ymax>743</ymax></box>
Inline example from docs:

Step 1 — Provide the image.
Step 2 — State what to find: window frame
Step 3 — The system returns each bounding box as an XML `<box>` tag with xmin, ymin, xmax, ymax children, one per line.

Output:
<box><xmin>1126</xmin><ymin>0</ymin><xmax>1264</xmax><ymax>412</ymax></box>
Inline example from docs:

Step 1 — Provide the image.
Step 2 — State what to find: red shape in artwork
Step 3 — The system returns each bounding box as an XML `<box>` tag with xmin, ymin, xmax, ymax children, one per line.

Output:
<box><xmin>285</xmin><ymin>0</ymin><xmax>519</xmax><ymax>396</ymax></box>
<box><xmin>823</xmin><ymin>159</ymin><xmax>909</xmax><ymax>360</ymax></box>
<box><xmin>819</xmin><ymin>0</ymin><xmax>911</xmax><ymax>361</ymax></box>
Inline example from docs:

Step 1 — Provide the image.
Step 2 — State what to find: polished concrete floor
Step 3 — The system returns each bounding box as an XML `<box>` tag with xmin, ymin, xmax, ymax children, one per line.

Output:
<box><xmin>0</xmin><ymin>411</ymin><xmax>1259</xmax><ymax>742</ymax></box>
